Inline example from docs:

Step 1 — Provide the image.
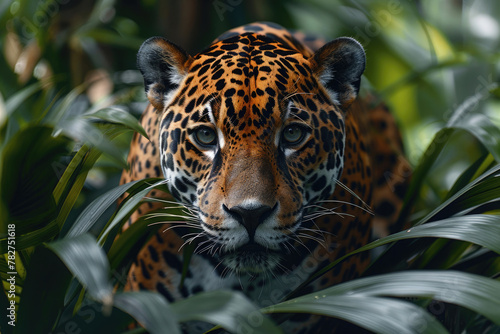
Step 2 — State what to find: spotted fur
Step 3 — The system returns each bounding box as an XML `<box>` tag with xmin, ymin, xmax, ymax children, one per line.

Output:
<box><xmin>119</xmin><ymin>22</ymin><xmax>410</xmax><ymax>333</ymax></box>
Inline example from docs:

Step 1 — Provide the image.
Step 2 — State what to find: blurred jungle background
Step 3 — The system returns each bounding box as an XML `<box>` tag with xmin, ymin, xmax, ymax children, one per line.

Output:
<box><xmin>1</xmin><ymin>0</ymin><xmax>500</xmax><ymax>333</ymax></box>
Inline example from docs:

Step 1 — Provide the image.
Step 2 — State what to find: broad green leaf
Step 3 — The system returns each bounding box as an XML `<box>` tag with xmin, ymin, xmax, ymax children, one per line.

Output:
<box><xmin>273</xmin><ymin>271</ymin><xmax>500</xmax><ymax>333</ymax></box>
<box><xmin>367</xmin><ymin>164</ymin><xmax>500</xmax><ymax>277</ymax></box>
<box><xmin>288</xmin><ymin>214</ymin><xmax>500</xmax><ymax>299</ymax></box>
<box><xmin>366</xmin><ymin>214</ymin><xmax>500</xmax><ymax>260</ymax></box>
<box><xmin>304</xmin><ymin>271</ymin><xmax>500</xmax><ymax>325</ymax></box>
<box><xmin>86</xmin><ymin>107</ymin><xmax>148</xmax><ymax>139</ymax></box>
<box><xmin>113</xmin><ymin>291</ymin><xmax>181</xmax><ymax>334</ymax></box>
<box><xmin>15</xmin><ymin>247</ymin><xmax>72</xmax><ymax>334</ymax></box>
<box><xmin>266</xmin><ymin>295</ymin><xmax>447</xmax><ymax>334</ymax></box>
<box><xmin>172</xmin><ymin>290</ymin><xmax>282</xmax><ymax>334</ymax></box>
<box><xmin>46</xmin><ymin>234</ymin><xmax>113</xmax><ymax>304</ymax></box>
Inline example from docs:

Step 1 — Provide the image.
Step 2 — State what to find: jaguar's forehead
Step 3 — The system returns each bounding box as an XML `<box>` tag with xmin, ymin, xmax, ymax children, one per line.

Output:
<box><xmin>195</xmin><ymin>34</ymin><xmax>313</xmax><ymax>88</ymax></box>
<box><xmin>172</xmin><ymin>33</ymin><xmax>324</xmax><ymax>127</ymax></box>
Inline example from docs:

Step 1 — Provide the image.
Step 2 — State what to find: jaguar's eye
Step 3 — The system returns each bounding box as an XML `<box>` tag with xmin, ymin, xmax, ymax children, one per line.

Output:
<box><xmin>194</xmin><ymin>126</ymin><xmax>217</xmax><ymax>147</ymax></box>
<box><xmin>282</xmin><ymin>124</ymin><xmax>307</xmax><ymax>146</ymax></box>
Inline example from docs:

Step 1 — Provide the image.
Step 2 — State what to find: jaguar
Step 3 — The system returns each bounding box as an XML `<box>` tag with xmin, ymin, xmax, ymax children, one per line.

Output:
<box><xmin>119</xmin><ymin>22</ymin><xmax>410</xmax><ymax>333</ymax></box>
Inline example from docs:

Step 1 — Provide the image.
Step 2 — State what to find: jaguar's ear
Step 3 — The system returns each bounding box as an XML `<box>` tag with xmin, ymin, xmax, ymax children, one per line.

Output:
<box><xmin>311</xmin><ymin>37</ymin><xmax>365</xmax><ymax>109</ymax></box>
<box><xmin>137</xmin><ymin>37</ymin><xmax>191</xmax><ymax>111</ymax></box>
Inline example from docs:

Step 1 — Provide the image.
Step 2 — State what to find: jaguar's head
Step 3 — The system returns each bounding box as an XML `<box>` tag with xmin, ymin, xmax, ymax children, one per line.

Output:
<box><xmin>137</xmin><ymin>32</ymin><xmax>365</xmax><ymax>273</ymax></box>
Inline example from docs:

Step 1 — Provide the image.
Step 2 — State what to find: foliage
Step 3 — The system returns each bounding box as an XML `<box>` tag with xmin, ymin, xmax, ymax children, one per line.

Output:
<box><xmin>1</xmin><ymin>0</ymin><xmax>499</xmax><ymax>333</ymax></box>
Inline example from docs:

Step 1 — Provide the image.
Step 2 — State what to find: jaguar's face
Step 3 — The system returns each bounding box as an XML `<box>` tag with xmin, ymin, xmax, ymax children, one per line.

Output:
<box><xmin>138</xmin><ymin>33</ymin><xmax>365</xmax><ymax>273</ymax></box>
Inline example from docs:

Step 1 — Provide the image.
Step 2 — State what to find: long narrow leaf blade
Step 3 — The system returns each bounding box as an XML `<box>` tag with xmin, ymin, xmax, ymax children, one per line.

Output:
<box><xmin>86</xmin><ymin>107</ymin><xmax>148</xmax><ymax>139</ymax></box>
<box><xmin>97</xmin><ymin>180</ymin><xmax>166</xmax><ymax>245</ymax></box>
<box><xmin>46</xmin><ymin>234</ymin><xmax>112</xmax><ymax>304</ymax></box>
<box><xmin>299</xmin><ymin>271</ymin><xmax>500</xmax><ymax>325</ymax></box>
<box><xmin>289</xmin><ymin>214</ymin><xmax>500</xmax><ymax>299</ymax></box>
<box><xmin>113</xmin><ymin>291</ymin><xmax>181</xmax><ymax>334</ymax></box>
<box><xmin>455</xmin><ymin>114</ymin><xmax>500</xmax><ymax>162</ymax></box>
<box><xmin>266</xmin><ymin>295</ymin><xmax>448</xmax><ymax>334</ymax></box>
<box><xmin>66</xmin><ymin>179</ymin><xmax>148</xmax><ymax>238</ymax></box>
<box><xmin>172</xmin><ymin>290</ymin><xmax>282</xmax><ymax>334</ymax></box>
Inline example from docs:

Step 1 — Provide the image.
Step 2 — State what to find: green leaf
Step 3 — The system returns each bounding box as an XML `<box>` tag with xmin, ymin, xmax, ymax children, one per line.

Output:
<box><xmin>396</xmin><ymin>127</ymin><xmax>454</xmax><ymax>225</ymax></box>
<box><xmin>15</xmin><ymin>247</ymin><xmax>72</xmax><ymax>334</ymax></box>
<box><xmin>46</xmin><ymin>234</ymin><xmax>113</xmax><ymax>304</ymax></box>
<box><xmin>4</xmin><ymin>81</ymin><xmax>47</xmax><ymax>117</ymax></box>
<box><xmin>445</xmin><ymin>153</ymin><xmax>489</xmax><ymax>200</ymax></box>
<box><xmin>310</xmin><ymin>271</ymin><xmax>500</xmax><ymax>325</ymax></box>
<box><xmin>172</xmin><ymin>290</ymin><xmax>282</xmax><ymax>334</ymax></box>
<box><xmin>454</xmin><ymin>114</ymin><xmax>500</xmax><ymax>162</ymax></box>
<box><xmin>267</xmin><ymin>295</ymin><xmax>447</xmax><ymax>334</ymax></box>
<box><xmin>65</xmin><ymin>179</ymin><xmax>147</xmax><ymax>238</ymax></box>
<box><xmin>0</xmin><ymin>220</ymin><xmax>59</xmax><ymax>252</ymax></box>
<box><xmin>86</xmin><ymin>107</ymin><xmax>148</xmax><ymax>140</ymax></box>
<box><xmin>288</xmin><ymin>214</ymin><xmax>500</xmax><ymax>299</ymax></box>
<box><xmin>54</xmin><ymin>124</ymin><xmax>131</xmax><ymax>231</ymax></box>
<box><xmin>417</xmin><ymin>164</ymin><xmax>500</xmax><ymax>225</ymax></box>
<box><xmin>0</xmin><ymin>125</ymin><xmax>68</xmax><ymax>230</ymax></box>
<box><xmin>113</xmin><ymin>291</ymin><xmax>181</xmax><ymax>334</ymax></box>
<box><xmin>273</xmin><ymin>271</ymin><xmax>500</xmax><ymax>333</ymax></box>
<box><xmin>96</xmin><ymin>179</ymin><xmax>165</xmax><ymax>245</ymax></box>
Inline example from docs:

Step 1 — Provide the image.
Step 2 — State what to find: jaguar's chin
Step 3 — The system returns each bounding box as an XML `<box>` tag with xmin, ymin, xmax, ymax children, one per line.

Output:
<box><xmin>220</xmin><ymin>243</ymin><xmax>281</xmax><ymax>274</ymax></box>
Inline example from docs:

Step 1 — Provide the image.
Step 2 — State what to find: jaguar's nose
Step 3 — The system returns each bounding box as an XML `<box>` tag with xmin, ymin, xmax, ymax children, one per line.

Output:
<box><xmin>223</xmin><ymin>203</ymin><xmax>277</xmax><ymax>239</ymax></box>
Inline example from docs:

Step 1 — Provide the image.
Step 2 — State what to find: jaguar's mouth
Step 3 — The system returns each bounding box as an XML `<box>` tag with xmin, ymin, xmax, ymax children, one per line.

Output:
<box><xmin>219</xmin><ymin>242</ymin><xmax>281</xmax><ymax>274</ymax></box>
<box><xmin>237</xmin><ymin>243</ymin><xmax>268</xmax><ymax>253</ymax></box>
